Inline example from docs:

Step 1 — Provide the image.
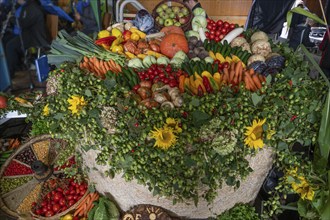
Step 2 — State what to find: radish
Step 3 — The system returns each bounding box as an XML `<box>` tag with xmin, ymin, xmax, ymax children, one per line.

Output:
<box><xmin>220</xmin><ymin>27</ymin><xmax>244</xmax><ymax>44</ymax></box>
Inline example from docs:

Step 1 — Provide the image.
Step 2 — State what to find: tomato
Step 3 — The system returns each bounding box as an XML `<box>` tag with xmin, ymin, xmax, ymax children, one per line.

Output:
<box><xmin>221</xmin><ymin>28</ymin><xmax>227</xmax><ymax>34</ymax></box>
<box><xmin>73</xmin><ymin>195</ymin><xmax>78</xmax><ymax>200</ymax></box>
<box><xmin>67</xmin><ymin>195</ymin><xmax>73</xmax><ymax>200</ymax></box>
<box><xmin>35</xmin><ymin>208</ymin><xmax>43</xmax><ymax>215</ymax></box>
<box><xmin>215</xmin><ymin>30</ymin><xmax>221</xmax><ymax>36</ymax></box>
<box><xmin>42</xmin><ymin>207</ymin><xmax>48</xmax><ymax>213</ymax></box>
<box><xmin>216</xmin><ymin>20</ymin><xmax>223</xmax><ymax>27</ymax></box>
<box><xmin>68</xmin><ymin>200</ymin><xmax>75</xmax><ymax>207</ymax></box>
<box><xmin>230</xmin><ymin>23</ymin><xmax>235</xmax><ymax>29</ymax></box>
<box><xmin>46</xmin><ymin>192</ymin><xmax>52</xmax><ymax>199</ymax></box>
<box><xmin>205</xmin><ymin>31</ymin><xmax>210</xmax><ymax>38</ymax></box>
<box><xmin>80</xmin><ymin>189</ymin><xmax>86</xmax><ymax>195</ymax></box>
<box><xmin>209</xmin><ymin>34</ymin><xmax>215</xmax><ymax>40</ymax></box>
<box><xmin>61</xmin><ymin>205</ymin><xmax>68</xmax><ymax>211</ymax></box>
<box><xmin>219</xmin><ymin>34</ymin><xmax>225</xmax><ymax>40</ymax></box>
<box><xmin>52</xmin><ymin>204</ymin><xmax>60</xmax><ymax>213</ymax></box>
<box><xmin>56</xmin><ymin>187</ymin><xmax>63</xmax><ymax>192</ymax></box>
<box><xmin>47</xmin><ymin>204</ymin><xmax>52</xmax><ymax>211</ymax></box>
<box><xmin>163</xmin><ymin>78</ymin><xmax>170</xmax><ymax>84</ymax></box>
<box><xmin>70</xmin><ymin>189</ymin><xmax>76</xmax><ymax>195</ymax></box>
<box><xmin>45</xmin><ymin>210</ymin><xmax>54</xmax><ymax>217</ymax></box>
<box><xmin>59</xmin><ymin>198</ymin><xmax>66</xmax><ymax>206</ymax></box>
<box><xmin>168</xmin><ymin>80</ymin><xmax>177</xmax><ymax>88</ymax></box>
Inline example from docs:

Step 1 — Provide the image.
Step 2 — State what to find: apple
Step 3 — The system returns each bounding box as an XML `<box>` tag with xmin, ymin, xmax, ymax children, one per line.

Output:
<box><xmin>169</xmin><ymin>12</ymin><xmax>176</xmax><ymax>19</ymax></box>
<box><xmin>160</xmin><ymin>12</ymin><xmax>169</xmax><ymax>19</ymax></box>
<box><xmin>179</xmin><ymin>16</ymin><xmax>190</xmax><ymax>24</ymax></box>
<box><xmin>0</xmin><ymin>96</ymin><xmax>7</xmax><ymax>109</ymax></box>
<box><xmin>160</xmin><ymin>3</ymin><xmax>168</xmax><ymax>10</ymax></box>
<box><xmin>156</xmin><ymin>7</ymin><xmax>163</xmax><ymax>14</ymax></box>
<box><xmin>177</xmin><ymin>12</ymin><xmax>184</xmax><ymax>18</ymax></box>
<box><xmin>174</xmin><ymin>22</ymin><xmax>181</xmax><ymax>27</ymax></box>
<box><xmin>158</xmin><ymin>18</ymin><xmax>164</xmax><ymax>25</ymax></box>
<box><xmin>164</xmin><ymin>18</ymin><xmax>174</xmax><ymax>27</ymax></box>
<box><xmin>181</xmin><ymin>7</ymin><xmax>189</xmax><ymax>16</ymax></box>
<box><xmin>165</xmin><ymin>8</ymin><xmax>173</xmax><ymax>14</ymax></box>
<box><xmin>172</xmin><ymin>6</ymin><xmax>180</xmax><ymax>14</ymax></box>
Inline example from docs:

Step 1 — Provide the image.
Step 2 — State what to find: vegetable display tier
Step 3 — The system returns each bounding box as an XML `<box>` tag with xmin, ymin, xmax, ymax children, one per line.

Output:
<box><xmin>152</xmin><ymin>0</ymin><xmax>193</xmax><ymax>31</ymax></box>
<box><xmin>0</xmin><ymin>135</ymin><xmax>88</xmax><ymax>219</ymax></box>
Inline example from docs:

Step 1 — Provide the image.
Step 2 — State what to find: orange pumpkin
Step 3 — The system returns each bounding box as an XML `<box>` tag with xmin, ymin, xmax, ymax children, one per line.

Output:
<box><xmin>160</xmin><ymin>26</ymin><xmax>185</xmax><ymax>36</ymax></box>
<box><xmin>160</xmin><ymin>34</ymin><xmax>189</xmax><ymax>58</ymax></box>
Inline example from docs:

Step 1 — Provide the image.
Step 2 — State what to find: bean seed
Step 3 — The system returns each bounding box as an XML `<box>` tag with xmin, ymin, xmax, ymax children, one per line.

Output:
<box><xmin>17</xmin><ymin>183</ymin><xmax>41</xmax><ymax>213</ymax></box>
<box><xmin>32</xmin><ymin>140</ymin><xmax>50</xmax><ymax>164</ymax></box>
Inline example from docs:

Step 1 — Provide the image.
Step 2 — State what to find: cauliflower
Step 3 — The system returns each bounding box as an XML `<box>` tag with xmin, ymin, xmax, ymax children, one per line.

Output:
<box><xmin>241</xmin><ymin>42</ymin><xmax>251</xmax><ymax>52</ymax></box>
<box><xmin>251</xmin><ymin>40</ymin><xmax>272</xmax><ymax>57</ymax></box>
<box><xmin>211</xmin><ymin>130</ymin><xmax>238</xmax><ymax>156</ymax></box>
<box><xmin>250</xmin><ymin>31</ymin><xmax>269</xmax><ymax>43</ymax></box>
<box><xmin>230</xmin><ymin>37</ymin><xmax>247</xmax><ymax>47</ymax></box>
<box><xmin>247</xmin><ymin>54</ymin><xmax>266</xmax><ymax>66</ymax></box>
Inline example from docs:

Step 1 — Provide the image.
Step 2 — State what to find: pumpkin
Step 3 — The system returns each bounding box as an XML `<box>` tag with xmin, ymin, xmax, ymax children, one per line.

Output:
<box><xmin>160</xmin><ymin>26</ymin><xmax>185</xmax><ymax>36</ymax></box>
<box><xmin>160</xmin><ymin>34</ymin><xmax>189</xmax><ymax>58</ymax></box>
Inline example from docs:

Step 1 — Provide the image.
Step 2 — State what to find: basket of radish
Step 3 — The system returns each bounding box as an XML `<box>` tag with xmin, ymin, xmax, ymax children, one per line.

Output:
<box><xmin>31</xmin><ymin>177</ymin><xmax>89</xmax><ymax>219</ymax></box>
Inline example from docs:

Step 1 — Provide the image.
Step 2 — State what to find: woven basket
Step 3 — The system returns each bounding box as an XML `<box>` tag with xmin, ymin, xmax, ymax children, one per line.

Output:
<box><xmin>152</xmin><ymin>0</ymin><xmax>193</xmax><ymax>31</ymax></box>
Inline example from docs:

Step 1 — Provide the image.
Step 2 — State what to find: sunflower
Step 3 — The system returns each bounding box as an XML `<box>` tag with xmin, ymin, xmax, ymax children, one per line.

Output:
<box><xmin>43</xmin><ymin>104</ymin><xmax>50</xmax><ymax>116</ymax></box>
<box><xmin>67</xmin><ymin>95</ymin><xmax>87</xmax><ymax>115</ymax></box>
<box><xmin>165</xmin><ymin>118</ymin><xmax>182</xmax><ymax>133</ymax></box>
<box><xmin>291</xmin><ymin>176</ymin><xmax>314</xmax><ymax>201</ymax></box>
<box><xmin>150</xmin><ymin>126</ymin><xmax>177</xmax><ymax>150</ymax></box>
<box><xmin>244</xmin><ymin>118</ymin><xmax>266</xmax><ymax>149</ymax></box>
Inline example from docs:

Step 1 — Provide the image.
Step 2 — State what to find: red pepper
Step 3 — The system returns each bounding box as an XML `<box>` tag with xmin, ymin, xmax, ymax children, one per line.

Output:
<box><xmin>95</xmin><ymin>36</ymin><xmax>117</xmax><ymax>46</ymax></box>
<box><xmin>202</xmin><ymin>76</ymin><xmax>213</xmax><ymax>94</ymax></box>
<box><xmin>197</xmin><ymin>85</ymin><xmax>204</xmax><ymax>96</ymax></box>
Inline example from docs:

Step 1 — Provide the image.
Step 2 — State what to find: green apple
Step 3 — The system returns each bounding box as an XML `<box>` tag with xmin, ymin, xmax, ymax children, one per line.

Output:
<box><xmin>181</xmin><ymin>7</ymin><xmax>189</xmax><ymax>16</ymax></box>
<box><xmin>174</xmin><ymin>22</ymin><xmax>181</xmax><ymax>27</ymax></box>
<box><xmin>156</xmin><ymin>7</ymin><xmax>163</xmax><ymax>14</ymax></box>
<box><xmin>158</xmin><ymin>18</ymin><xmax>164</xmax><ymax>25</ymax></box>
<box><xmin>165</xmin><ymin>8</ymin><xmax>173</xmax><ymax>14</ymax></box>
<box><xmin>164</xmin><ymin>18</ymin><xmax>174</xmax><ymax>27</ymax></box>
<box><xmin>177</xmin><ymin>12</ymin><xmax>184</xmax><ymax>18</ymax></box>
<box><xmin>172</xmin><ymin>6</ymin><xmax>180</xmax><ymax>14</ymax></box>
<box><xmin>160</xmin><ymin>12</ymin><xmax>169</xmax><ymax>19</ymax></box>
<box><xmin>169</xmin><ymin>12</ymin><xmax>176</xmax><ymax>19</ymax></box>
<box><xmin>161</xmin><ymin>3</ymin><xmax>168</xmax><ymax>10</ymax></box>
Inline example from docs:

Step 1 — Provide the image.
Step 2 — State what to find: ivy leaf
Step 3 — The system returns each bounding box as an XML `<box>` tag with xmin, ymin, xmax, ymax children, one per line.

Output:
<box><xmin>251</xmin><ymin>93</ymin><xmax>264</xmax><ymax>106</ymax></box>
<box><xmin>53</xmin><ymin>113</ymin><xmax>64</xmax><ymax>120</ymax></box>
<box><xmin>190</xmin><ymin>97</ymin><xmax>200</xmax><ymax>107</ymax></box>
<box><xmin>85</xmin><ymin>89</ymin><xmax>92</xmax><ymax>97</ymax></box>
<box><xmin>192</xmin><ymin>110</ymin><xmax>211</xmax><ymax>127</ymax></box>
<box><xmin>266</xmin><ymin>75</ymin><xmax>272</xmax><ymax>85</ymax></box>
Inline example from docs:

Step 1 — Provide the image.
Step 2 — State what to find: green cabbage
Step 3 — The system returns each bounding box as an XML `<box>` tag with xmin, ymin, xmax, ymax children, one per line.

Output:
<box><xmin>193</xmin><ymin>8</ymin><xmax>206</xmax><ymax>17</ymax></box>
<box><xmin>142</xmin><ymin>55</ymin><xmax>157</xmax><ymax>68</ymax></box>
<box><xmin>192</xmin><ymin>15</ymin><xmax>207</xmax><ymax>32</ymax></box>
<box><xmin>185</xmin><ymin>30</ymin><xmax>200</xmax><ymax>40</ymax></box>
<box><xmin>157</xmin><ymin>56</ymin><xmax>170</xmax><ymax>65</ymax></box>
<box><xmin>127</xmin><ymin>58</ymin><xmax>144</xmax><ymax>69</ymax></box>
<box><xmin>204</xmin><ymin>56</ymin><xmax>214</xmax><ymax>63</ymax></box>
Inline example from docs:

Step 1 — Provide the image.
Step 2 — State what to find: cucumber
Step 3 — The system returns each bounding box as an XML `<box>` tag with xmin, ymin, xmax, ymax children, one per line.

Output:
<box><xmin>212</xmin><ymin>63</ymin><xmax>219</xmax><ymax>73</ymax></box>
<box><xmin>237</xmin><ymin>50</ymin><xmax>244</xmax><ymax>59</ymax></box>
<box><xmin>231</xmin><ymin>46</ymin><xmax>238</xmax><ymax>56</ymax></box>
<box><xmin>207</xmin><ymin>62</ymin><xmax>213</xmax><ymax>74</ymax></box>
<box><xmin>203</xmin><ymin>39</ymin><xmax>208</xmax><ymax>49</ymax></box>
<box><xmin>223</xmin><ymin>45</ymin><xmax>231</xmax><ymax>58</ymax></box>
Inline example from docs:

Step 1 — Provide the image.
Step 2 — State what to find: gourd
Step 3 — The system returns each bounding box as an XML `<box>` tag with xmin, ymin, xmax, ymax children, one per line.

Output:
<box><xmin>160</xmin><ymin>26</ymin><xmax>185</xmax><ymax>36</ymax></box>
<box><xmin>160</xmin><ymin>33</ymin><xmax>189</xmax><ymax>58</ymax></box>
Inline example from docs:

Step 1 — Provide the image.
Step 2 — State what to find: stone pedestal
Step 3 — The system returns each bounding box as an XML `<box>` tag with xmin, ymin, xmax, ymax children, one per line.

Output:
<box><xmin>82</xmin><ymin>147</ymin><xmax>273</xmax><ymax>218</ymax></box>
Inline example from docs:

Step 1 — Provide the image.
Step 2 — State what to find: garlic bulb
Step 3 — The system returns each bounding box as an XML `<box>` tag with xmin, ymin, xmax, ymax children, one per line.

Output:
<box><xmin>161</xmin><ymin>101</ymin><xmax>174</xmax><ymax>109</ymax></box>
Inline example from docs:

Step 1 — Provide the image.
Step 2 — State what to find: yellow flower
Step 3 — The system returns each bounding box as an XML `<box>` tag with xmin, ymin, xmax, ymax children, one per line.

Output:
<box><xmin>267</xmin><ymin>129</ymin><xmax>276</xmax><ymax>140</ymax></box>
<box><xmin>244</xmin><ymin>118</ymin><xmax>266</xmax><ymax>149</ymax></box>
<box><xmin>165</xmin><ymin>118</ymin><xmax>182</xmax><ymax>133</ymax></box>
<box><xmin>43</xmin><ymin>104</ymin><xmax>49</xmax><ymax>116</ymax></box>
<box><xmin>150</xmin><ymin>126</ymin><xmax>177</xmax><ymax>150</ymax></box>
<box><xmin>291</xmin><ymin>176</ymin><xmax>314</xmax><ymax>201</ymax></box>
<box><xmin>67</xmin><ymin>95</ymin><xmax>87</xmax><ymax>115</ymax></box>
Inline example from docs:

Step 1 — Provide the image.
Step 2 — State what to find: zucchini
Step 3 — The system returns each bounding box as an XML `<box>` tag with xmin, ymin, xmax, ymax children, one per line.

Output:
<box><xmin>220</xmin><ymin>44</ymin><xmax>226</xmax><ymax>56</ymax></box>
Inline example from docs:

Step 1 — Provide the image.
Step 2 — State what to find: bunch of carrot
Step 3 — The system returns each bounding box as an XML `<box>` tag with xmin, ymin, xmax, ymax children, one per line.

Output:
<box><xmin>222</xmin><ymin>61</ymin><xmax>266</xmax><ymax>92</ymax></box>
<box><xmin>73</xmin><ymin>192</ymin><xmax>99</xmax><ymax>218</ymax></box>
<box><xmin>79</xmin><ymin>56</ymin><xmax>122</xmax><ymax>78</ymax></box>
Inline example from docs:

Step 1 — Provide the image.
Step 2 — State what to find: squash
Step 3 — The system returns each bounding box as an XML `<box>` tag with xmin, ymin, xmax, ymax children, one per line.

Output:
<box><xmin>160</xmin><ymin>33</ymin><xmax>189</xmax><ymax>59</ymax></box>
<box><xmin>160</xmin><ymin>26</ymin><xmax>185</xmax><ymax>36</ymax></box>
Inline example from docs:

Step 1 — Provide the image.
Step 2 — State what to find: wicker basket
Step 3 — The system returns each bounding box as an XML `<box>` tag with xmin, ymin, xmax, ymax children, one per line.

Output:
<box><xmin>152</xmin><ymin>0</ymin><xmax>193</xmax><ymax>31</ymax></box>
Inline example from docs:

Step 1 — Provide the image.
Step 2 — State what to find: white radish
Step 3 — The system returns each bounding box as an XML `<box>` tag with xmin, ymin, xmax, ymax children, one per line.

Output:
<box><xmin>220</xmin><ymin>27</ymin><xmax>244</xmax><ymax>44</ymax></box>
<box><xmin>198</xmin><ymin>27</ymin><xmax>207</xmax><ymax>42</ymax></box>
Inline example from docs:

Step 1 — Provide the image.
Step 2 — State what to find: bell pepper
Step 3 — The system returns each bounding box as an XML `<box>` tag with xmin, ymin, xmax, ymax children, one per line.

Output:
<box><xmin>112</xmin><ymin>45</ymin><xmax>124</xmax><ymax>53</ymax></box>
<box><xmin>213</xmin><ymin>72</ymin><xmax>222</xmax><ymax>88</ymax></box>
<box><xmin>202</xmin><ymin>76</ymin><xmax>213</xmax><ymax>93</ymax></box>
<box><xmin>123</xmin><ymin>30</ymin><xmax>132</xmax><ymax>41</ymax></box>
<box><xmin>110</xmin><ymin>37</ymin><xmax>124</xmax><ymax>50</ymax></box>
<box><xmin>95</xmin><ymin>36</ymin><xmax>116</xmax><ymax>49</ymax></box>
<box><xmin>201</xmin><ymin>71</ymin><xmax>213</xmax><ymax>79</ymax></box>
<box><xmin>97</xmin><ymin>30</ymin><xmax>110</xmax><ymax>39</ymax></box>
<box><xmin>130</xmin><ymin>27</ymin><xmax>146</xmax><ymax>39</ymax></box>
<box><xmin>130</xmin><ymin>33</ymin><xmax>140</xmax><ymax>41</ymax></box>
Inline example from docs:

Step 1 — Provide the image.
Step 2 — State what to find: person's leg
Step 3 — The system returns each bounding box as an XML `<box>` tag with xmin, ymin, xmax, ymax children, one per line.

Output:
<box><xmin>5</xmin><ymin>36</ymin><xmax>23</xmax><ymax>78</ymax></box>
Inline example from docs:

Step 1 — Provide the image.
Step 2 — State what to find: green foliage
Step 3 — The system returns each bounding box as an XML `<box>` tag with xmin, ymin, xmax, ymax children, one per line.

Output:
<box><xmin>214</xmin><ymin>204</ymin><xmax>259</xmax><ymax>220</ymax></box>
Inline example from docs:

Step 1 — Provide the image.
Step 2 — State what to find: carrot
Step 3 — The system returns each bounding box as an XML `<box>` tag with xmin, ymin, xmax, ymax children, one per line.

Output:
<box><xmin>248</xmin><ymin>68</ymin><xmax>255</xmax><ymax>76</ymax></box>
<box><xmin>104</xmin><ymin>60</ymin><xmax>111</xmax><ymax>72</ymax></box>
<box><xmin>245</xmin><ymin>73</ymin><xmax>257</xmax><ymax>91</ymax></box>
<box><xmin>223</xmin><ymin>67</ymin><xmax>229</xmax><ymax>84</ymax></box>
<box><xmin>100</xmin><ymin>60</ymin><xmax>107</xmax><ymax>75</ymax></box>
<box><xmin>234</xmin><ymin>61</ymin><xmax>243</xmax><ymax>84</ymax></box>
<box><xmin>115</xmin><ymin>62</ymin><xmax>122</xmax><ymax>72</ymax></box>
<box><xmin>84</xmin><ymin>203</ymin><xmax>94</xmax><ymax>216</ymax></box>
<box><xmin>108</xmin><ymin>59</ymin><xmax>117</xmax><ymax>72</ymax></box>
<box><xmin>252</xmin><ymin>74</ymin><xmax>262</xmax><ymax>89</ymax></box>
<box><xmin>229</xmin><ymin>62</ymin><xmax>236</xmax><ymax>83</ymax></box>
<box><xmin>258</xmin><ymin>74</ymin><xmax>266</xmax><ymax>83</ymax></box>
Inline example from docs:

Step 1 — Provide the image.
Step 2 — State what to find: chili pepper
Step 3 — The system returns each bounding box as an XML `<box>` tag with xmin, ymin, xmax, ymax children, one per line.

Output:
<box><xmin>197</xmin><ymin>85</ymin><xmax>204</xmax><ymax>96</ymax></box>
<box><xmin>202</xmin><ymin>76</ymin><xmax>213</xmax><ymax>94</ymax></box>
